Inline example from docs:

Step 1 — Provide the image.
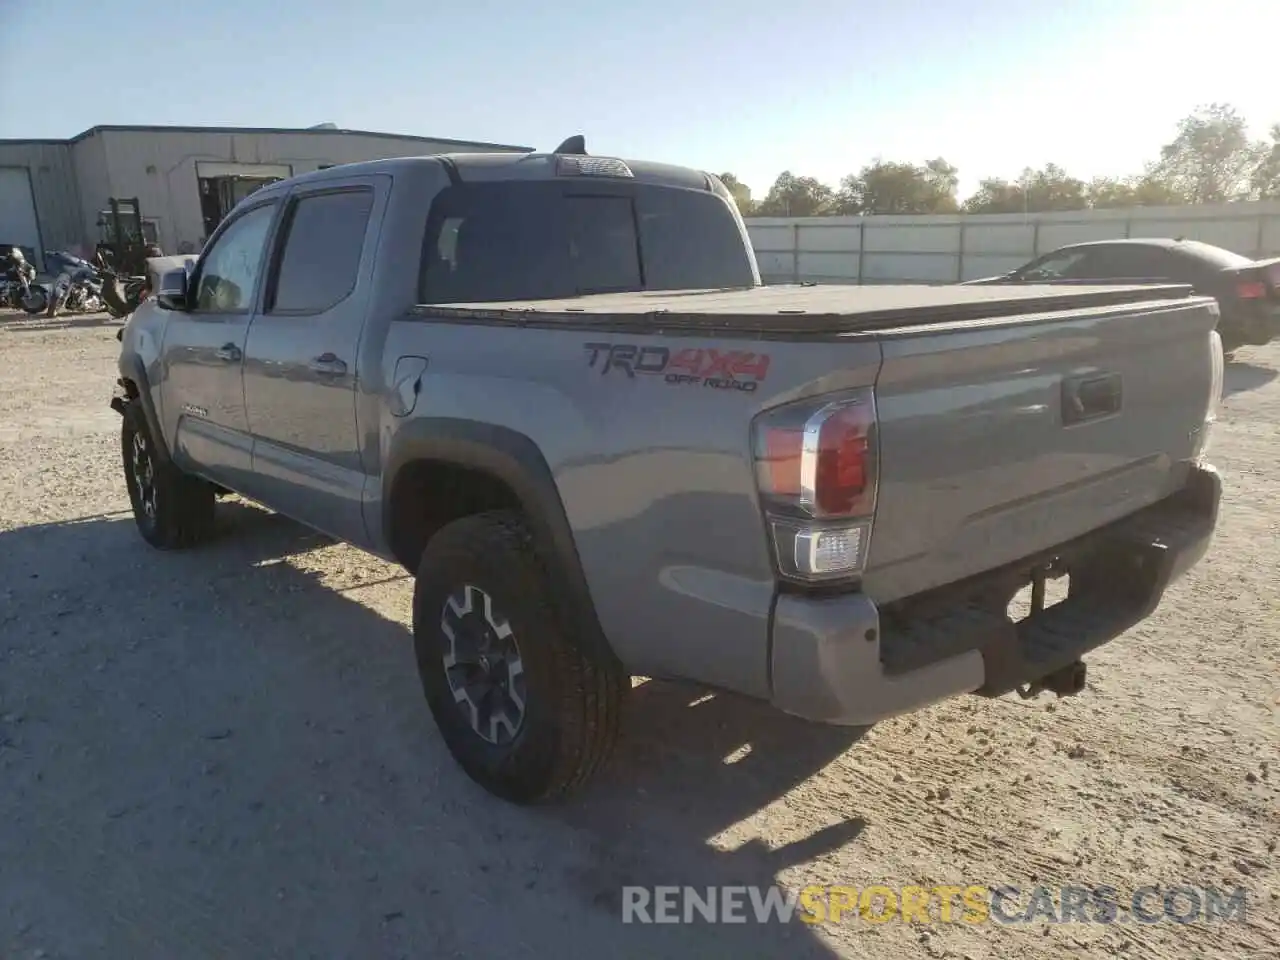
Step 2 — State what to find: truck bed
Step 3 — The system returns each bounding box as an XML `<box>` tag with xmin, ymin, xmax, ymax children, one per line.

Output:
<box><xmin>417</xmin><ymin>282</ymin><xmax>1196</xmax><ymax>337</ymax></box>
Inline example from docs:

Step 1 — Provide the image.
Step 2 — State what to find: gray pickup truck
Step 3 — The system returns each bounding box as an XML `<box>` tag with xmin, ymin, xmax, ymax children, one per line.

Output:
<box><xmin>111</xmin><ymin>142</ymin><xmax>1224</xmax><ymax>804</ymax></box>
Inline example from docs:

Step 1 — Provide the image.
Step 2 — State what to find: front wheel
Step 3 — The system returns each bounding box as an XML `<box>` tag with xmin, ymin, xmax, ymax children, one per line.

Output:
<box><xmin>121</xmin><ymin>402</ymin><xmax>216</xmax><ymax>549</ymax></box>
<box><xmin>20</xmin><ymin>287</ymin><xmax>47</xmax><ymax>315</ymax></box>
<box><xmin>412</xmin><ymin>510</ymin><xmax>627</xmax><ymax>804</ymax></box>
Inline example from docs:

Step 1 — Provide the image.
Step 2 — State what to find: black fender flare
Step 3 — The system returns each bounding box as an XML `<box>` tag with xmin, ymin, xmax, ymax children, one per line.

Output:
<box><xmin>116</xmin><ymin>352</ymin><xmax>173</xmax><ymax>464</ymax></box>
<box><xmin>384</xmin><ymin>418</ymin><xmax>615</xmax><ymax>662</ymax></box>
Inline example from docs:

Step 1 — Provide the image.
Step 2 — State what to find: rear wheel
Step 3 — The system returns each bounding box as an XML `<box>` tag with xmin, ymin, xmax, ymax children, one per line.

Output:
<box><xmin>412</xmin><ymin>510</ymin><xmax>626</xmax><ymax>804</ymax></box>
<box><xmin>121</xmin><ymin>402</ymin><xmax>216</xmax><ymax>549</ymax></box>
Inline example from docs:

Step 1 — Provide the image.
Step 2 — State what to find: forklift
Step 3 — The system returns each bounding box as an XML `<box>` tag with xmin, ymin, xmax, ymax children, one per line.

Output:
<box><xmin>94</xmin><ymin>198</ymin><xmax>156</xmax><ymax>318</ymax></box>
<box><xmin>95</xmin><ymin>198</ymin><xmax>155</xmax><ymax>276</ymax></box>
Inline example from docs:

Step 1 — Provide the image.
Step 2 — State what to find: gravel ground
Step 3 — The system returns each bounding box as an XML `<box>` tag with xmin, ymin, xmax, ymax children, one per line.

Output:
<box><xmin>1</xmin><ymin>311</ymin><xmax>1276</xmax><ymax>960</ymax></box>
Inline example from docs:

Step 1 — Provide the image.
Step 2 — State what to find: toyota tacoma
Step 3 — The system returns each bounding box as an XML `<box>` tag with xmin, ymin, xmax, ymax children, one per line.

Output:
<box><xmin>111</xmin><ymin>140</ymin><xmax>1224</xmax><ymax>804</ymax></box>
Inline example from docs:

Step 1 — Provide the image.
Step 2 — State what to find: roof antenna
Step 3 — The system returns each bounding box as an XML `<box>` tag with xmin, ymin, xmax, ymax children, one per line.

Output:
<box><xmin>552</xmin><ymin>135</ymin><xmax>587</xmax><ymax>155</ymax></box>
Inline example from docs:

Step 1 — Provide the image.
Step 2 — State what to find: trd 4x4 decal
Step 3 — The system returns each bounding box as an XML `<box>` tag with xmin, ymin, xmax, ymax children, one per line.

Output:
<box><xmin>584</xmin><ymin>342</ymin><xmax>771</xmax><ymax>393</ymax></box>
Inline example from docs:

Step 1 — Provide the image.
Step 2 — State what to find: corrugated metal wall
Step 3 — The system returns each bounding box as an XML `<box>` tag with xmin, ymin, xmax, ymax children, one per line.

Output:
<box><xmin>0</xmin><ymin>141</ymin><xmax>83</xmax><ymax>256</ymax></box>
<box><xmin>87</xmin><ymin>129</ymin><xmax>529</xmax><ymax>253</ymax></box>
<box><xmin>748</xmin><ymin>201</ymin><xmax>1280</xmax><ymax>284</ymax></box>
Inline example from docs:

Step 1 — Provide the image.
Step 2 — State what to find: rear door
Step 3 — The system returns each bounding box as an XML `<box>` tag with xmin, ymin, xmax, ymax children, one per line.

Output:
<box><xmin>159</xmin><ymin>199</ymin><xmax>279</xmax><ymax>486</ymax></box>
<box><xmin>240</xmin><ymin>178</ymin><xmax>383</xmax><ymax>546</ymax></box>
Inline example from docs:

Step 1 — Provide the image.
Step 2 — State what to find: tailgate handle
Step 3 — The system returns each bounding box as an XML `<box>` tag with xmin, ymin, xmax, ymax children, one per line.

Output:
<box><xmin>1062</xmin><ymin>372</ymin><xmax>1122</xmax><ymax>425</ymax></box>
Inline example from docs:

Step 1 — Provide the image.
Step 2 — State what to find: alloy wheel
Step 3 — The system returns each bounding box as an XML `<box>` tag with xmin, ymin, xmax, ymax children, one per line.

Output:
<box><xmin>440</xmin><ymin>584</ymin><xmax>527</xmax><ymax>745</ymax></box>
<box><xmin>130</xmin><ymin>431</ymin><xmax>157</xmax><ymax>519</ymax></box>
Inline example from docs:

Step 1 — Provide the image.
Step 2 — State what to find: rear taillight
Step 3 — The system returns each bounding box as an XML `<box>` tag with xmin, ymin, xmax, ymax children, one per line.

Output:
<box><xmin>1196</xmin><ymin>330</ymin><xmax>1224</xmax><ymax>461</ymax></box>
<box><xmin>1237</xmin><ymin>279</ymin><xmax>1268</xmax><ymax>300</ymax></box>
<box><xmin>752</xmin><ymin>388</ymin><xmax>878</xmax><ymax>582</ymax></box>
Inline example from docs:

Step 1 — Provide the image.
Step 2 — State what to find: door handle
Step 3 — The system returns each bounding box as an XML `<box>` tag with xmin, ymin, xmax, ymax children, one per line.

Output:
<box><xmin>1061</xmin><ymin>372</ymin><xmax>1122</xmax><ymax>425</ymax></box>
<box><xmin>216</xmin><ymin>343</ymin><xmax>241</xmax><ymax>362</ymax></box>
<box><xmin>309</xmin><ymin>353</ymin><xmax>348</xmax><ymax>376</ymax></box>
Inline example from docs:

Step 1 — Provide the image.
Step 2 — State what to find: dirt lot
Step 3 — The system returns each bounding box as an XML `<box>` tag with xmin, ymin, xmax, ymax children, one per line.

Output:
<box><xmin>0</xmin><ymin>311</ymin><xmax>1276</xmax><ymax>960</ymax></box>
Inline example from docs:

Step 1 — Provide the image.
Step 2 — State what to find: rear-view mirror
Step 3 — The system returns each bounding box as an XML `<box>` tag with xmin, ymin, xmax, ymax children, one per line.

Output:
<box><xmin>156</xmin><ymin>268</ymin><xmax>189</xmax><ymax>311</ymax></box>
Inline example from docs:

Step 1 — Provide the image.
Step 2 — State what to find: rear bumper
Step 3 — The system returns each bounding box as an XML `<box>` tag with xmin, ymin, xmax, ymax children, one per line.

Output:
<box><xmin>1221</xmin><ymin>302</ymin><xmax>1280</xmax><ymax>346</ymax></box>
<box><xmin>769</xmin><ymin>463</ymin><xmax>1221</xmax><ymax>725</ymax></box>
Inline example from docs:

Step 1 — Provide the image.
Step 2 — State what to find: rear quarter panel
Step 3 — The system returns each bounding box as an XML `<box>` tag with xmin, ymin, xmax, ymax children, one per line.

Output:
<box><xmin>354</xmin><ymin>163</ymin><xmax>881</xmax><ymax>697</ymax></box>
<box><xmin>377</xmin><ymin>318</ymin><xmax>882</xmax><ymax>699</ymax></box>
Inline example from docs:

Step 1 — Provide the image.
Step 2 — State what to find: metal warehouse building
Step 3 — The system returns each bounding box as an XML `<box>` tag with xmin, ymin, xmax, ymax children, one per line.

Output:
<box><xmin>0</xmin><ymin>123</ymin><xmax>532</xmax><ymax>266</ymax></box>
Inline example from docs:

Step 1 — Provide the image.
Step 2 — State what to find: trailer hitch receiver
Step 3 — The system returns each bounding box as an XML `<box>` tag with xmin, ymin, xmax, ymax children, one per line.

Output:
<box><xmin>1017</xmin><ymin>660</ymin><xmax>1087</xmax><ymax>699</ymax></box>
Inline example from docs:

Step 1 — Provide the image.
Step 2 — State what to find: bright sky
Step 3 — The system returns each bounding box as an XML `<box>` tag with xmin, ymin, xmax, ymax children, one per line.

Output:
<box><xmin>1</xmin><ymin>0</ymin><xmax>1275</xmax><ymax>200</ymax></box>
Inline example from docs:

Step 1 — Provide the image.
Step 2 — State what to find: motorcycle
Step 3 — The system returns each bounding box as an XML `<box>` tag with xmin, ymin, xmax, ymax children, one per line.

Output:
<box><xmin>1</xmin><ymin>250</ymin><xmax>42</xmax><ymax>313</ymax></box>
<box><xmin>35</xmin><ymin>251</ymin><xmax>105</xmax><ymax>318</ymax></box>
<box><xmin>1</xmin><ymin>275</ymin><xmax>45</xmax><ymax>313</ymax></box>
<box><xmin>97</xmin><ymin>263</ymin><xmax>149</xmax><ymax>319</ymax></box>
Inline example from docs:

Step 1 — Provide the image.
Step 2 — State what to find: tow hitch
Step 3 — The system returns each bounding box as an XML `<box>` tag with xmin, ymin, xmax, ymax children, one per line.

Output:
<box><xmin>1014</xmin><ymin>564</ymin><xmax>1087</xmax><ymax>699</ymax></box>
<box><xmin>1017</xmin><ymin>660</ymin><xmax>1087</xmax><ymax>699</ymax></box>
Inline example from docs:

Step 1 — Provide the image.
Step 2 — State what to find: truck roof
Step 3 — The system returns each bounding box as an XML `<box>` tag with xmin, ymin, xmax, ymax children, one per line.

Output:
<box><xmin>419</xmin><ymin>283</ymin><xmax>1198</xmax><ymax>337</ymax></box>
<box><xmin>278</xmin><ymin>152</ymin><xmax>714</xmax><ymax>191</ymax></box>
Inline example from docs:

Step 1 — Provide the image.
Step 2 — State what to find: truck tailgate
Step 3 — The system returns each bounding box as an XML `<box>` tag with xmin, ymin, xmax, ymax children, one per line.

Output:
<box><xmin>863</xmin><ymin>295</ymin><xmax>1219</xmax><ymax>604</ymax></box>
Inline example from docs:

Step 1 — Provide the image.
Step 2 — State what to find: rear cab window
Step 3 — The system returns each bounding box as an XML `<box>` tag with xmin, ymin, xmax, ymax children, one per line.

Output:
<box><xmin>418</xmin><ymin>180</ymin><xmax>755</xmax><ymax>303</ymax></box>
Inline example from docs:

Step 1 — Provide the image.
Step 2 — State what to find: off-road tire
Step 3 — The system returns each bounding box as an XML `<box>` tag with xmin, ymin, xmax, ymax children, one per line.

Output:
<box><xmin>121</xmin><ymin>402</ymin><xmax>216</xmax><ymax>549</ymax></box>
<box><xmin>412</xmin><ymin>510</ymin><xmax>627</xmax><ymax>804</ymax></box>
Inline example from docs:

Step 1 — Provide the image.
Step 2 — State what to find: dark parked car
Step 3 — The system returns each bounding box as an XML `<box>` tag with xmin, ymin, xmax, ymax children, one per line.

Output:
<box><xmin>964</xmin><ymin>238</ymin><xmax>1280</xmax><ymax>355</ymax></box>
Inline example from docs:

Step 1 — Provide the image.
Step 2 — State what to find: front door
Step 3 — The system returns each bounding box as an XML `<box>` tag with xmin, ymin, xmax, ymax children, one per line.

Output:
<box><xmin>240</xmin><ymin>181</ymin><xmax>381</xmax><ymax>546</ymax></box>
<box><xmin>159</xmin><ymin>200</ymin><xmax>279</xmax><ymax>489</ymax></box>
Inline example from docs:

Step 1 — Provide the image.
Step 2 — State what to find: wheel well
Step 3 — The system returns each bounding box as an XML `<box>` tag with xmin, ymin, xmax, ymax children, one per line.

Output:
<box><xmin>388</xmin><ymin>460</ymin><xmax>523</xmax><ymax>571</ymax></box>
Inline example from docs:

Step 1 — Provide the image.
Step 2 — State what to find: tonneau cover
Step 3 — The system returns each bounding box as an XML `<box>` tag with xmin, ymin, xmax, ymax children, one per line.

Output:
<box><xmin>416</xmin><ymin>282</ymin><xmax>1196</xmax><ymax>336</ymax></box>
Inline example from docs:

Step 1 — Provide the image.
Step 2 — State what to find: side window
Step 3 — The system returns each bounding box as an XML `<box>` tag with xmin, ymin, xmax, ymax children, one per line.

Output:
<box><xmin>268</xmin><ymin>189</ymin><xmax>374</xmax><ymax>314</ymax></box>
<box><xmin>1016</xmin><ymin>249</ymin><xmax>1092</xmax><ymax>281</ymax></box>
<box><xmin>193</xmin><ymin>203</ymin><xmax>276</xmax><ymax>312</ymax></box>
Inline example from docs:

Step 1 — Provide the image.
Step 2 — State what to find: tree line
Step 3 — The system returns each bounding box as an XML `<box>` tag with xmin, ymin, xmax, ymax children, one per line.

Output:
<box><xmin>719</xmin><ymin>104</ymin><xmax>1280</xmax><ymax>218</ymax></box>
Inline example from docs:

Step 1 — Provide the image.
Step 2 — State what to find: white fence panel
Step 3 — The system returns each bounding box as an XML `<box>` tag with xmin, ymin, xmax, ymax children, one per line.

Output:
<box><xmin>747</xmin><ymin>200</ymin><xmax>1280</xmax><ymax>285</ymax></box>
<box><xmin>1126</xmin><ymin>217</ymin><xmax>1258</xmax><ymax>252</ymax></box>
<box><xmin>963</xmin><ymin>223</ymin><xmax>1035</xmax><ymax>255</ymax></box>
<box><xmin>1038</xmin><ymin>220</ymin><xmax>1128</xmax><ymax>248</ymax></box>
<box><xmin>799</xmin><ymin>223</ymin><xmax>862</xmax><ymax>252</ymax></box>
